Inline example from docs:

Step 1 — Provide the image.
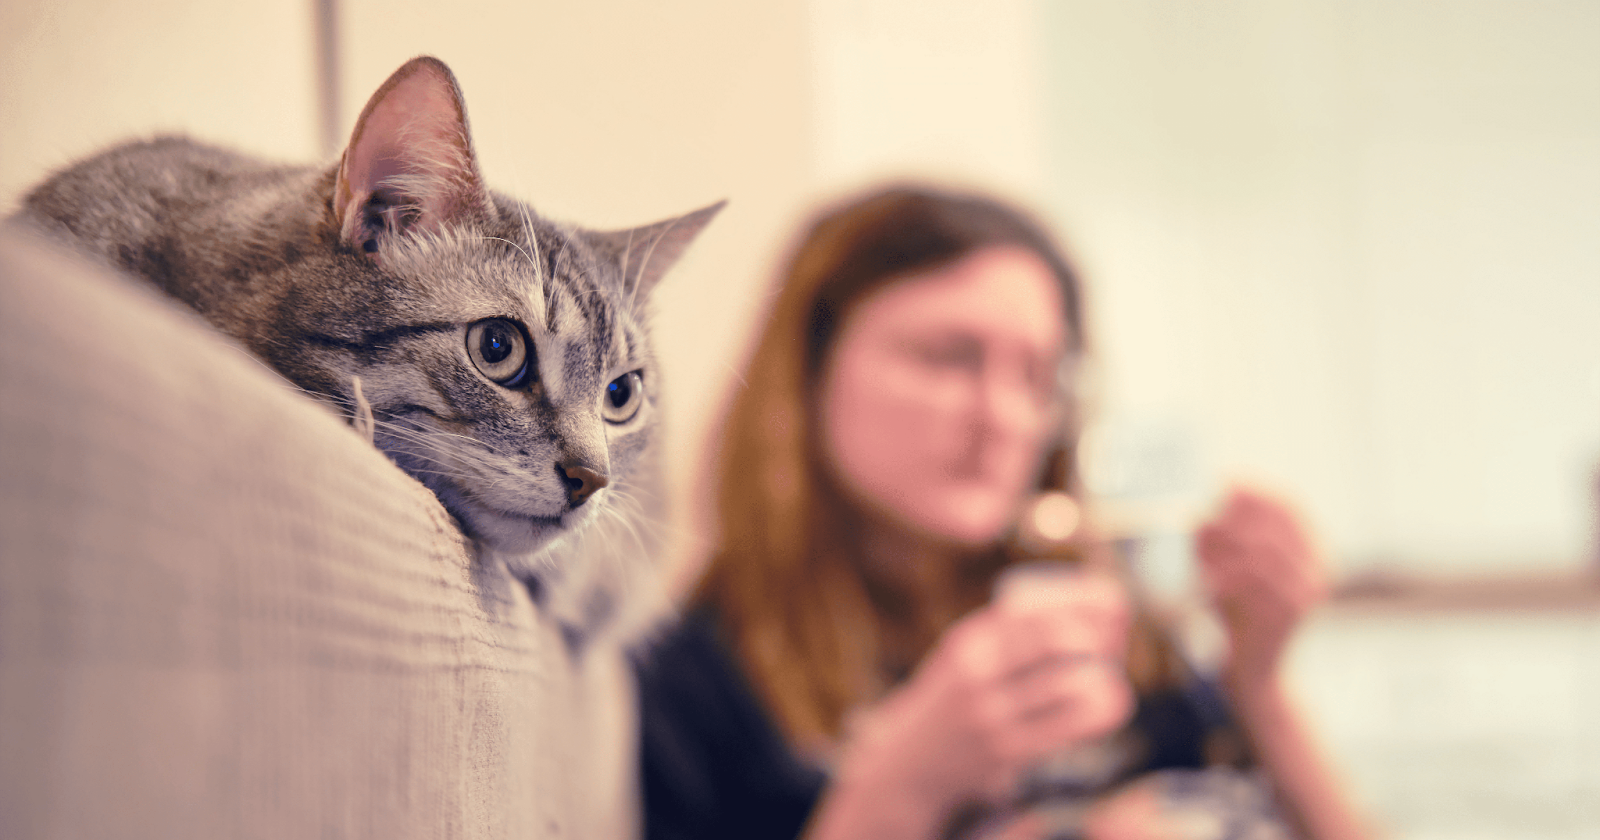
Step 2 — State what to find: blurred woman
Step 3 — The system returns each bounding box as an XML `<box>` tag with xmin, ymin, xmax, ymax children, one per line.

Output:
<box><xmin>635</xmin><ymin>185</ymin><xmax>1368</xmax><ymax>840</ymax></box>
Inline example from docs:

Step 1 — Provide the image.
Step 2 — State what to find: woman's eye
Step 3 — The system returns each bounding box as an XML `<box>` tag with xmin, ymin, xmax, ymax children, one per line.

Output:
<box><xmin>602</xmin><ymin>371</ymin><xmax>644</xmax><ymax>423</ymax></box>
<box><xmin>466</xmin><ymin>319</ymin><xmax>532</xmax><ymax>387</ymax></box>
<box><xmin>907</xmin><ymin>338</ymin><xmax>981</xmax><ymax>370</ymax></box>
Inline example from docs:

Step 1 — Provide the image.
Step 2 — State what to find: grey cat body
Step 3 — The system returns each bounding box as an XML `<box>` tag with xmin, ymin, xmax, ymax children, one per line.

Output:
<box><xmin>16</xmin><ymin>57</ymin><xmax>717</xmax><ymax>641</ymax></box>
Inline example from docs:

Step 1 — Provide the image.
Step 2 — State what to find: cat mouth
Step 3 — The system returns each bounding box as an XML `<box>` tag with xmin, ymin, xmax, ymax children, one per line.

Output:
<box><xmin>421</xmin><ymin>480</ymin><xmax>576</xmax><ymax>554</ymax></box>
<box><xmin>462</xmin><ymin>505</ymin><xmax>569</xmax><ymax>552</ymax></box>
<box><xmin>455</xmin><ymin>497</ymin><xmax>605</xmax><ymax>556</ymax></box>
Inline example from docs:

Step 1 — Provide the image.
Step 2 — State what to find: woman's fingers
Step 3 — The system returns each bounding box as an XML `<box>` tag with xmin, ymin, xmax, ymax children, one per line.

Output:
<box><xmin>999</xmin><ymin>663</ymin><xmax>1134</xmax><ymax>760</ymax></box>
<box><xmin>1198</xmin><ymin>488</ymin><xmax>1325</xmax><ymax>601</ymax></box>
<box><xmin>882</xmin><ymin>575</ymin><xmax>1141</xmax><ymax>802</ymax></box>
<box><xmin>1196</xmin><ymin>487</ymin><xmax>1332</xmax><ymax>683</ymax></box>
<box><xmin>928</xmin><ymin>608</ymin><xmax>1134</xmax><ymax>760</ymax></box>
<box><xmin>981</xmin><ymin>577</ymin><xmax>1131</xmax><ymax>678</ymax></box>
<box><xmin>1008</xmin><ymin>658</ymin><xmax>1129</xmax><ymax>719</ymax></box>
<box><xmin>855</xmin><ymin>601</ymin><xmax>1139</xmax><ymax>810</ymax></box>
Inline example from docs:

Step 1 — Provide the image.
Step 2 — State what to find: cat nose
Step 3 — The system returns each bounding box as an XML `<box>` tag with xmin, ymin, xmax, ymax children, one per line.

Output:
<box><xmin>560</xmin><ymin>463</ymin><xmax>609</xmax><ymax>507</ymax></box>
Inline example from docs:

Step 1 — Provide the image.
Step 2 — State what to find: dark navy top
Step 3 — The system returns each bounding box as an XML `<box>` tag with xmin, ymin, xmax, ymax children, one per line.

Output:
<box><xmin>633</xmin><ymin>609</ymin><xmax>1236</xmax><ymax>840</ymax></box>
<box><xmin>634</xmin><ymin>610</ymin><xmax>827</xmax><ymax>840</ymax></box>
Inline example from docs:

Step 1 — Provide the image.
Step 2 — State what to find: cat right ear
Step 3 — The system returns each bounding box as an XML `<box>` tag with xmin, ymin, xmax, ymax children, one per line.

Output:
<box><xmin>333</xmin><ymin>56</ymin><xmax>493</xmax><ymax>255</ymax></box>
<box><xmin>591</xmin><ymin>200</ymin><xmax>727</xmax><ymax>300</ymax></box>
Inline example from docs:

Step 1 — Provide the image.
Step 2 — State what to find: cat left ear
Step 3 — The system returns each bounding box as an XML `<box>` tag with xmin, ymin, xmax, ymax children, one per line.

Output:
<box><xmin>333</xmin><ymin>56</ymin><xmax>493</xmax><ymax>252</ymax></box>
<box><xmin>591</xmin><ymin>200</ymin><xmax>726</xmax><ymax>300</ymax></box>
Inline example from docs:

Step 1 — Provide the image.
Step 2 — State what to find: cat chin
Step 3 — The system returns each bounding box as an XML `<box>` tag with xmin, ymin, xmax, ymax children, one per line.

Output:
<box><xmin>454</xmin><ymin>497</ymin><xmax>601</xmax><ymax>559</ymax></box>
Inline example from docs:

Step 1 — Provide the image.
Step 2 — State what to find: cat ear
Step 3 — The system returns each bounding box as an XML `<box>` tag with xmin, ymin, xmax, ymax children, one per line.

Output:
<box><xmin>333</xmin><ymin>56</ymin><xmax>492</xmax><ymax>251</ymax></box>
<box><xmin>591</xmin><ymin>200</ymin><xmax>726</xmax><ymax>299</ymax></box>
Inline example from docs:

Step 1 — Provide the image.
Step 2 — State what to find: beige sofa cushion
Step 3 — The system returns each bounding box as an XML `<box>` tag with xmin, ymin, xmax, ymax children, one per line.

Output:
<box><xmin>0</xmin><ymin>228</ymin><xmax>636</xmax><ymax>839</ymax></box>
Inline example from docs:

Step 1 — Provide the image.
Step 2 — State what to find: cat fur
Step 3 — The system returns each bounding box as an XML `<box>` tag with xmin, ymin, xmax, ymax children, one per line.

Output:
<box><xmin>14</xmin><ymin>56</ymin><xmax>719</xmax><ymax>645</ymax></box>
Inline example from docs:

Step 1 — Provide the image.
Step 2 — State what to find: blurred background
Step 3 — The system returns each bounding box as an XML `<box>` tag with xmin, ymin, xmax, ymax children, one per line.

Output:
<box><xmin>3</xmin><ymin>1</ymin><xmax>1596</xmax><ymax>837</ymax></box>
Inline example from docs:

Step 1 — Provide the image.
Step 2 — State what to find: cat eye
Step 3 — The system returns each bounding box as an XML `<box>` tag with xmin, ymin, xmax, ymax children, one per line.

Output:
<box><xmin>466</xmin><ymin>319</ymin><xmax>532</xmax><ymax>387</ymax></box>
<box><xmin>602</xmin><ymin>371</ymin><xmax>644</xmax><ymax>424</ymax></box>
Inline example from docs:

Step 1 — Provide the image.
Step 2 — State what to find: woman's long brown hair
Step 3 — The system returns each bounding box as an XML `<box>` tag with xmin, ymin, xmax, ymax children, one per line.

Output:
<box><xmin>693</xmin><ymin>185</ymin><xmax>1180</xmax><ymax>750</ymax></box>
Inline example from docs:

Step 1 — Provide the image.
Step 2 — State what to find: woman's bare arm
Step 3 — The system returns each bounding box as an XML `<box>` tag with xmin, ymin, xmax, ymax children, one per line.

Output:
<box><xmin>1197</xmin><ymin>488</ymin><xmax>1375</xmax><ymax>840</ymax></box>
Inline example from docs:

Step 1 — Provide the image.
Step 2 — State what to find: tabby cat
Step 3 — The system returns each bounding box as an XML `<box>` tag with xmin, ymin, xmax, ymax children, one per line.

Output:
<box><xmin>15</xmin><ymin>56</ymin><xmax>719</xmax><ymax>642</ymax></box>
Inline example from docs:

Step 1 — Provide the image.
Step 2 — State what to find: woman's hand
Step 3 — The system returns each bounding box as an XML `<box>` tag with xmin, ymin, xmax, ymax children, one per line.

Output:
<box><xmin>1191</xmin><ymin>490</ymin><xmax>1374</xmax><ymax>840</ymax></box>
<box><xmin>1195</xmin><ymin>488</ymin><xmax>1328</xmax><ymax>687</ymax></box>
<box><xmin>816</xmin><ymin>572</ymin><xmax>1135</xmax><ymax>839</ymax></box>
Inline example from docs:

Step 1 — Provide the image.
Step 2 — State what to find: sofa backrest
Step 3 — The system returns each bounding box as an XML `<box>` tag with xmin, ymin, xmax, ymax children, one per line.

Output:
<box><xmin>0</xmin><ymin>228</ymin><xmax>636</xmax><ymax>839</ymax></box>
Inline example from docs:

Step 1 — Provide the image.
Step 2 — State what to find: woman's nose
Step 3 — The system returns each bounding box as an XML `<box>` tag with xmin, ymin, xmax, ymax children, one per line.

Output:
<box><xmin>972</xmin><ymin>360</ymin><xmax>1048</xmax><ymax>438</ymax></box>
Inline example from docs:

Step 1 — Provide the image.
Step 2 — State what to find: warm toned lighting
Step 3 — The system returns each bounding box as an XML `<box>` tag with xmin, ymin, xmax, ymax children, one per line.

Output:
<box><xmin>1029</xmin><ymin>491</ymin><xmax>1080</xmax><ymax>543</ymax></box>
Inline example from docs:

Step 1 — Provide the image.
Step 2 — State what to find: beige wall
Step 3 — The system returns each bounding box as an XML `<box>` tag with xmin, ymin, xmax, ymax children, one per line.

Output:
<box><xmin>0</xmin><ymin>0</ymin><xmax>818</xmax><ymax>585</ymax></box>
<box><xmin>4</xmin><ymin>0</ymin><xmax>1596</xmax><ymax>584</ymax></box>
<box><xmin>0</xmin><ymin>0</ymin><xmax>319</xmax><ymax>205</ymax></box>
<box><xmin>1040</xmin><ymin>0</ymin><xmax>1600</xmax><ymax>579</ymax></box>
<box><xmin>807</xmin><ymin>0</ymin><xmax>1047</xmax><ymax>200</ymax></box>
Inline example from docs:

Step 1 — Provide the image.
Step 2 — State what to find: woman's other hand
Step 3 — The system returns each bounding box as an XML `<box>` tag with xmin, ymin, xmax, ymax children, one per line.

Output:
<box><xmin>1194</xmin><ymin>488</ymin><xmax>1328</xmax><ymax>687</ymax></box>
<box><xmin>1192</xmin><ymin>490</ymin><xmax>1374</xmax><ymax>840</ymax></box>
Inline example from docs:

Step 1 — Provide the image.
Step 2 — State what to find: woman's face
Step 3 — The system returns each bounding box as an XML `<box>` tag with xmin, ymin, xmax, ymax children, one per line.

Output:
<box><xmin>818</xmin><ymin>246</ymin><xmax>1070</xmax><ymax>547</ymax></box>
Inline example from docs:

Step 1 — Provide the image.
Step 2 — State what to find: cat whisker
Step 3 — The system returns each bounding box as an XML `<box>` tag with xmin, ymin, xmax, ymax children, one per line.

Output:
<box><xmin>592</xmin><ymin>495</ymin><xmax>661</xmax><ymax>610</ymax></box>
<box><xmin>371</xmin><ymin>419</ymin><xmax>506</xmax><ymax>477</ymax></box>
<box><xmin>632</xmin><ymin>234</ymin><xmax>666</xmax><ymax>310</ymax></box>
<box><xmin>619</xmin><ymin>227</ymin><xmax>635</xmax><ymax>303</ymax></box>
<box><xmin>375</xmin><ymin>417</ymin><xmax>485</xmax><ymax>449</ymax></box>
<box><xmin>384</xmin><ymin>437</ymin><xmax>500</xmax><ymax>478</ymax></box>
<box><xmin>476</xmin><ymin>234</ymin><xmax>539</xmax><ymax>276</ymax></box>
<box><xmin>563</xmin><ymin>265</ymin><xmax>616</xmax><ymax>307</ymax></box>
<box><xmin>605</xmin><ymin>499</ymin><xmax>654</xmax><ymax>561</ymax></box>
<box><xmin>722</xmin><ymin>359</ymin><xmax>750</xmax><ymax>390</ymax></box>
<box><xmin>519</xmin><ymin>202</ymin><xmax>545</xmax><ymax>282</ymax></box>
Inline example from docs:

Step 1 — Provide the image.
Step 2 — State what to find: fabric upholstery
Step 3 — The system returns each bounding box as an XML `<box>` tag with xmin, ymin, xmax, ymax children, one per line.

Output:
<box><xmin>0</xmin><ymin>228</ymin><xmax>636</xmax><ymax>839</ymax></box>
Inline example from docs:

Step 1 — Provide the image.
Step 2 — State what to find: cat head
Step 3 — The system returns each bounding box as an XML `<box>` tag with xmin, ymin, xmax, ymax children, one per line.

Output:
<box><xmin>292</xmin><ymin>56</ymin><xmax>720</xmax><ymax>561</ymax></box>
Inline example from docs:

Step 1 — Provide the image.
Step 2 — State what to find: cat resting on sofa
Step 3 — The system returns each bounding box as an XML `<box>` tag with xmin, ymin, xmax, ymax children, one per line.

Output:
<box><xmin>16</xmin><ymin>56</ymin><xmax>719</xmax><ymax>642</ymax></box>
